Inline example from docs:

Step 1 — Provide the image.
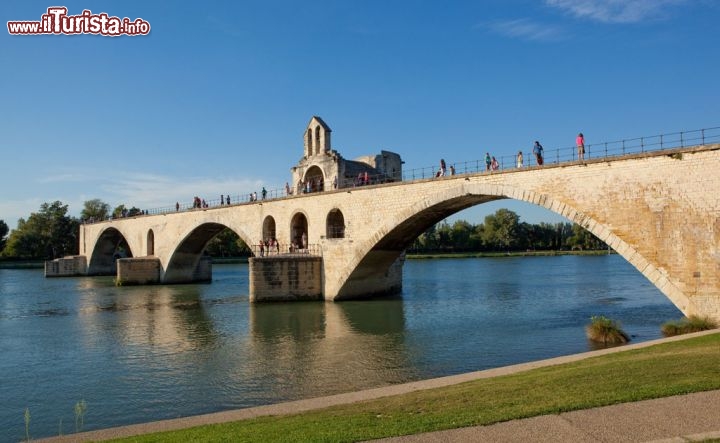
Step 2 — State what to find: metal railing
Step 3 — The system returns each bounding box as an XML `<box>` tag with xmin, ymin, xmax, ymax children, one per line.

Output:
<box><xmin>250</xmin><ymin>243</ymin><xmax>322</xmax><ymax>257</ymax></box>
<box><xmin>82</xmin><ymin>125</ymin><xmax>720</xmax><ymax>223</ymax></box>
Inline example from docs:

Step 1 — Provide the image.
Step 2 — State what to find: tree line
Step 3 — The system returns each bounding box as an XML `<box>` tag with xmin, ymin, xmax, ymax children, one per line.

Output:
<box><xmin>0</xmin><ymin>201</ymin><xmax>605</xmax><ymax>260</ymax></box>
<box><xmin>410</xmin><ymin>208</ymin><xmax>606</xmax><ymax>253</ymax></box>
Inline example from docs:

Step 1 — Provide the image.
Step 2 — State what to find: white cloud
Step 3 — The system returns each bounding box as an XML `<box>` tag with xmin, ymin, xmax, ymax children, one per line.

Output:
<box><xmin>545</xmin><ymin>0</ymin><xmax>686</xmax><ymax>24</ymax></box>
<box><xmin>97</xmin><ymin>172</ymin><xmax>264</xmax><ymax>210</ymax></box>
<box><xmin>2</xmin><ymin>171</ymin><xmax>272</xmax><ymax>230</ymax></box>
<box><xmin>484</xmin><ymin>18</ymin><xmax>564</xmax><ymax>41</ymax></box>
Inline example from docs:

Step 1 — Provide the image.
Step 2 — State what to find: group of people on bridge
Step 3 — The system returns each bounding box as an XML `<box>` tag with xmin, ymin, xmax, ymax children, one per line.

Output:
<box><xmin>436</xmin><ymin>132</ymin><xmax>585</xmax><ymax>177</ymax></box>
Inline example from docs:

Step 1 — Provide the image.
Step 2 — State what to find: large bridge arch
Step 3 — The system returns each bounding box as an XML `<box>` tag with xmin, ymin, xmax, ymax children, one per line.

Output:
<box><xmin>331</xmin><ymin>181</ymin><xmax>696</xmax><ymax>319</ymax></box>
<box><xmin>87</xmin><ymin>227</ymin><xmax>134</xmax><ymax>275</ymax></box>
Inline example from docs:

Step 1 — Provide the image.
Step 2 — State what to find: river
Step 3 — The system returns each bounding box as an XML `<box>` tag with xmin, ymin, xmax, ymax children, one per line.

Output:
<box><xmin>0</xmin><ymin>254</ymin><xmax>681</xmax><ymax>441</ymax></box>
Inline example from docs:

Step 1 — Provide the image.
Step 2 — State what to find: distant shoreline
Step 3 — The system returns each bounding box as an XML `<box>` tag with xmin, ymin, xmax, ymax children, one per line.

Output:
<box><xmin>0</xmin><ymin>251</ymin><xmax>613</xmax><ymax>270</ymax></box>
<box><xmin>406</xmin><ymin>250</ymin><xmax>614</xmax><ymax>259</ymax></box>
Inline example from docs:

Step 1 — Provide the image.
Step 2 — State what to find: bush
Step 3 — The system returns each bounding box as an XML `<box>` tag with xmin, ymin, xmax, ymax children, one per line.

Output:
<box><xmin>661</xmin><ymin>316</ymin><xmax>718</xmax><ymax>337</ymax></box>
<box><xmin>585</xmin><ymin>315</ymin><xmax>630</xmax><ymax>344</ymax></box>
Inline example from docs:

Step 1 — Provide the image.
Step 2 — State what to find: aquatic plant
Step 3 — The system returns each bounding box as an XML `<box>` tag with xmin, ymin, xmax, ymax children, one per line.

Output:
<box><xmin>585</xmin><ymin>315</ymin><xmax>629</xmax><ymax>344</ymax></box>
<box><xmin>24</xmin><ymin>407</ymin><xmax>31</xmax><ymax>442</ymax></box>
<box><xmin>661</xmin><ymin>316</ymin><xmax>717</xmax><ymax>337</ymax></box>
<box><xmin>75</xmin><ymin>399</ymin><xmax>87</xmax><ymax>433</ymax></box>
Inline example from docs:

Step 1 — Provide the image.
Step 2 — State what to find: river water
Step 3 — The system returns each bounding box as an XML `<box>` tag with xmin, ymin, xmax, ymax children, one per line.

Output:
<box><xmin>0</xmin><ymin>255</ymin><xmax>681</xmax><ymax>441</ymax></box>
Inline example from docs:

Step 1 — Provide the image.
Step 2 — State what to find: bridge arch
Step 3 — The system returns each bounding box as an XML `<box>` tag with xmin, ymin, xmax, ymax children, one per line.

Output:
<box><xmin>304</xmin><ymin>165</ymin><xmax>325</xmax><ymax>192</ymax></box>
<box><xmin>291</xmin><ymin>211</ymin><xmax>309</xmax><ymax>249</ymax></box>
<box><xmin>164</xmin><ymin>222</ymin><xmax>253</xmax><ymax>283</ymax></box>
<box><xmin>87</xmin><ymin>227</ymin><xmax>133</xmax><ymax>275</ymax></box>
<box><xmin>262</xmin><ymin>216</ymin><xmax>276</xmax><ymax>242</ymax></box>
<box><xmin>333</xmin><ymin>181</ymin><xmax>691</xmax><ymax>316</ymax></box>
<box><xmin>326</xmin><ymin>208</ymin><xmax>345</xmax><ymax>239</ymax></box>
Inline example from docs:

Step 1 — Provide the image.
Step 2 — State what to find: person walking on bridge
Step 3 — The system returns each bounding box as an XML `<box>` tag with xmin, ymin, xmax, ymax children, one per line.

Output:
<box><xmin>533</xmin><ymin>141</ymin><xmax>544</xmax><ymax>166</ymax></box>
<box><xmin>576</xmin><ymin>132</ymin><xmax>586</xmax><ymax>161</ymax></box>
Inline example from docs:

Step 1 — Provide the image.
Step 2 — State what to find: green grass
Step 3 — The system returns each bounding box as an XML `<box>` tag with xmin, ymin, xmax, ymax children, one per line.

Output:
<box><xmin>113</xmin><ymin>333</ymin><xmax>720</xmax><ymax>443</ymax></box>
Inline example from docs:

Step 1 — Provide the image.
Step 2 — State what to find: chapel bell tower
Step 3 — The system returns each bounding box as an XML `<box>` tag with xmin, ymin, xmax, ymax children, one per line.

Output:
<box><xmin>304</xmin><ymin>116</ymin><xmax>332</xmax><ymax>157</ymax></box>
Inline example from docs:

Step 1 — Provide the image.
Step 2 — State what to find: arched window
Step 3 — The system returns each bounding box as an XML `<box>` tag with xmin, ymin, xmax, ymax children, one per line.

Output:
<box><xmin>291</xmin><ymin>213</ymin><xmax>308</xmax><ymax>250</ymax></box>
<box><xmin>314</xmin><ymin>126</ymin><xmax>321</xmax><ymax>155</ymax></box>
<box><xmin>326</xmin><ymin>209</ymin><xmax>345</xmax><ymax>239</ymax></box>
<box><xmin>304</xmin><ymin>165</ymin><xmax>325</xmax><ymax>192</ymax></box>
<box><xmin>307</xmin><ymin>129</ymin><xmax>313</xmax><ymax>157</ymax></box>
<box><xmin>262</xmin><ymin>216</ymin><xmax>276</xmax><ymax>242</ymax></box>
<box><xmin>147</xmin><ymin>229</ymin><xmax>155</xmax><ymax>256</ymax></box>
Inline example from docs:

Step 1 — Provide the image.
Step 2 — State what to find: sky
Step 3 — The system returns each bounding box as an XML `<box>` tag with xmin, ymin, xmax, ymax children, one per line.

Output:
<box><xmin>2</xmin><ymin>0</ymin><xmax>719</xmax><ymax>230</ymax></box>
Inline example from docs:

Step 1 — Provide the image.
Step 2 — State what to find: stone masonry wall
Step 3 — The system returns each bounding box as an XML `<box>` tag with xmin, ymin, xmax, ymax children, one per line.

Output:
<box><xmin>117</xmin><ymin>257</ymin><xmax>161</xmax><ymax>285</ymax></box>
<box><xmin>249</xmin><ymin>256</ymin><xmax>323</xmax><ymax>302</ymax></box>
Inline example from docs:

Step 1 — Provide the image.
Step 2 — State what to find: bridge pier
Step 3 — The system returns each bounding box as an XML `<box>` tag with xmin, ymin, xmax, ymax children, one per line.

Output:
<box><xmin>117</xmin><ymin>257</ymin><xmax>161</xmax><ymax>285</ymax></box>
<box><xmin>249</xmin><ymin>255</ymin><xmax>323</xmax><ymax>302</ymax></box>
<box><xmin>45</xmin><ymin>255</ymin><xmax>87</xmax><ymax>277</ymax></box>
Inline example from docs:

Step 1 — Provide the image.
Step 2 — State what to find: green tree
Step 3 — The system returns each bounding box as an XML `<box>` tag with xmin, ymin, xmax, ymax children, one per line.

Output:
<box><xmin>436</xmin><ymin>221</ymin><xmax>452</xmax><ymax>251</ymax></box>
<box><xmin>204</xmin><ymin>228</ymin><xmax>250</xmax><ymax>257</ymax></box>
<box><xmin>3</xmin><ymin>201</ymin><xmax>79</xmax><ymax>259</ymax></box>
<box><xmin>567</xmin><ymin>223</ymin><xmax>606</xmax><ymax>250</ymax></box>
<box><xmin>481</xmin><ymin>209</ymin><xmax>520</xmax><ymax>251</ymax></box>
<box><xmin>81</xmin><ymin>199</ymin><xmax>110</xmax><ymax>222</ymax></box>
<box><xmin>127</xmin><ymin>206</ymin><xmax>142</xmax><ymax>217</ymax></box>
<box><xmin>111</xmin><ymin>204</ymin><xmax>142</xmax><ymax>218</ymax></box>
<box><xmin>112</xmin><ymin>204</ymin><xmax>126</xmax><ymax>219</ymax></box>
<box><xmin>0</xmin><ymin>219</ymin><xmax>8</xmax><ymax>253</ymax></box>
<box><xmin>450</xmin><ymin>220</ymin><xmax>474</xmax><ymax>251</ymax></box>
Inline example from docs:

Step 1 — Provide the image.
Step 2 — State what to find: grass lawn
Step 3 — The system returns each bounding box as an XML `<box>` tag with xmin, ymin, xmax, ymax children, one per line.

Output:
<box><xmin>112</xmin><ymin>332</ymin><xmax>720</xmax><ymax>442</ymax></box>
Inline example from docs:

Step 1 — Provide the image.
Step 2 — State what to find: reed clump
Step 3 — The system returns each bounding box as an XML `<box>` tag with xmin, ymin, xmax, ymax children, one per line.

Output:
<box><xmin>661</xmin><ymin>316</ymin><xmax>717</xmax><ymax>337</ymax></box>
<box><xmin>585</xmin><ymin>315</ymin><xmax>629</xmax><ymax>344</ymax></box>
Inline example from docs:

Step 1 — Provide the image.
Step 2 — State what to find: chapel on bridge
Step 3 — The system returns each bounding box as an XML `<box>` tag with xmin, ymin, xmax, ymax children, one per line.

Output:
<box><xmin>290</xmin><ymin>116</ymin><xmax>403</xmax><ymax>193</ymax></box>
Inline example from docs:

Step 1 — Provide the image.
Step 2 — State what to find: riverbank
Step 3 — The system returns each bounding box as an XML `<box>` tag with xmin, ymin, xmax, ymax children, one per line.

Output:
<box><xmin>405</xmin><ymin>249</ymin><xmax>613</xmax><ymax>259</ymax></box>
<box><xmin>0</xmin><ymin>257</ymin><xmax>252</xmax><ymax>269</ymax></box>
<box><xmin>40</xmin><ymin>329</ymin><xmax>720</xmax><ymax>442</ymax></box>
<box><xmin>0</xmin><ymin>252</ymin><xmax>609</xmax><ymax>269</ymax></box>
<box><xmin>0</xmin><ymin>259</ymin><xmax>44</xmax><ymax>269</ymax></box>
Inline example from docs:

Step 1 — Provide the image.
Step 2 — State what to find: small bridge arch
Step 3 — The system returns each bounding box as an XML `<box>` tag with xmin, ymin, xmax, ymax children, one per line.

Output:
<box><xmin>164</xmin><ymin>222</ymin><xmax>254</xmax><ymax>283</ymax></box>
<box><xmin>87</xmin><ymin>227</ymin><xmax>134</xmax><ymax>275</ymax></box>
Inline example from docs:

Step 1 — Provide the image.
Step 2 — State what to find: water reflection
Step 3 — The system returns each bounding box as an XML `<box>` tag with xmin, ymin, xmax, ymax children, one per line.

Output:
<box><xmin>77</xmin><ymin>284</ymin><xmax>218</xmax><ymax>352</ymax></box>
<box><xmin>244</xmin><ymin>298</ymin><xmax>415</xmax><ymax>399</ymax></box>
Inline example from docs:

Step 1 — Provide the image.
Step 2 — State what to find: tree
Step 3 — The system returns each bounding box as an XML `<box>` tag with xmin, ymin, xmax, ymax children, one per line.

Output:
<box><xmin>450</xmin><ymin>220</ymin><xmax>475</xmax><ymax>251</ymax></box>
<box><xmin>481</xmin><ymin>209</ymin><xmax>520</xmax><ymax>251</ymax></box>
<box><xmin>3</xmin><ymin>201</ymin><xmax>79</xmax><ymax>259</ymax></box>
<box><xmin>81</xmin><ymin>199</ymin><xmax>110</xmax><ymax>222</ymax></box>
<box><xmin>112</xmin><ymin>205</ymin><xmax>142</xmax><ymax>218</ymax></box>
<box><xmin>204</xmin><ymin>228</ymin><xmax>250</xmax><ymax>257</ymax></box>
<box><xmin>0</xmin><ymin>219</ymin><xmax>8</xmax><ymax>253</ymax></box>
<box><xmin>436</xmin><ymin>221</ymin><xmax>452</xmax><ymax>251</ymax></box>
<box><xmin>112</xmin><ymin>205</ymin><xmax>126</xmax><ymax>218</ymax></box>
<box><xmin>567</xmin><ymin>223</ymin><xmax>606</xmax><ymax>250</ymax></box>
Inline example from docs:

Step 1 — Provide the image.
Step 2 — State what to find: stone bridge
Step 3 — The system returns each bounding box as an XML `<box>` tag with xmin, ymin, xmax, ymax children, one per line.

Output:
<box><xmin>66</xmin><ymin>143</ymin><xmax>720</xmax><ymax>321</ymax></box>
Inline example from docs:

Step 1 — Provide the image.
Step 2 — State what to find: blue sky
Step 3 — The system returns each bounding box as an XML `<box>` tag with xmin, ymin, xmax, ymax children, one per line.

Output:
<box><xmin>2</xmin><ymin>0</ymin><xmax>719</xmax><ymax>230</ymax></box>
